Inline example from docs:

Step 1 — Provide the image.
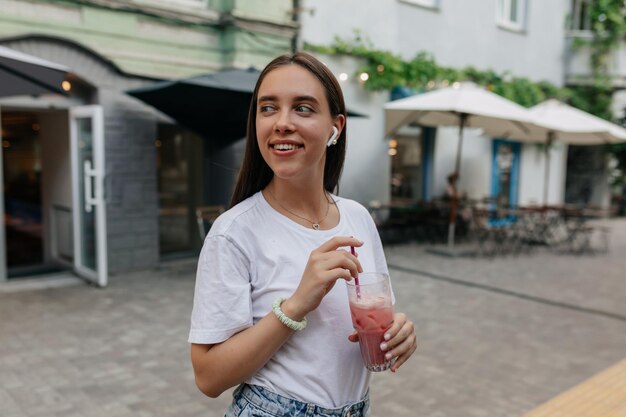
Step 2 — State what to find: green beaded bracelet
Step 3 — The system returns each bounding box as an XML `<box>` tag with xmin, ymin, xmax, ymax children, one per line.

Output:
<box><xmin>272</xmin><ymin>298</ymin><xmax>307</xmax><ymax>331</ymax></box>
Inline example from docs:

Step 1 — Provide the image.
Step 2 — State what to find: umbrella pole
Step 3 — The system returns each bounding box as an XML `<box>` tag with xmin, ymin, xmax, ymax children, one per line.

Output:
<box><xmin>447</xmin><ymin>113</ymin><xmax>468</xmax><ymax>249</ymax></box>
<box><xmin>543</xmin><ymin>132</ymin><xmax>554</xmax><ymax>207</ymax></box>
<box><xmin>454</xmin><ymin>114</ymin><xmax>467</xmax><ymax>175</ymax></box>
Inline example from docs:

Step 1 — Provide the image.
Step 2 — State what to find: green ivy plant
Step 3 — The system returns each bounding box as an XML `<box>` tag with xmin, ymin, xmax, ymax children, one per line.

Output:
<box><xmin>306</xmin><ymin>36</ymin><xmax>570</xmax><ymax>108</ymax></box>
<box><xmin>306</xmin><ymin>34</ymin><xmax>586</xmax><ymax>111</ymax></box>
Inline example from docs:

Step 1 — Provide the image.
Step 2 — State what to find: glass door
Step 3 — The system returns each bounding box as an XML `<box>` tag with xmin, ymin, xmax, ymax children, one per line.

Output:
<box><xmin>70</xmin><ymin>105</ymin><xmax>107</xmax><ymax>286</ymax></box>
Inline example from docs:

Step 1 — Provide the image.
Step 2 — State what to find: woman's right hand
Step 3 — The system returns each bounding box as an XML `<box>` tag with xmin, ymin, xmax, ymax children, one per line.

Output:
<box><xmin>281</xmin><ymin>236</ymin><xmax>363</xmax><ymax>321</ymax></box>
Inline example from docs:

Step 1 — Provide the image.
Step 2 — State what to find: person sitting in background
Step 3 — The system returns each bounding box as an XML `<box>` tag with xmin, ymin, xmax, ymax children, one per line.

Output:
<box><xmin>444</xmin><ymin>172</ymin><xmax>459</xmax><ymax>201</ymax></box>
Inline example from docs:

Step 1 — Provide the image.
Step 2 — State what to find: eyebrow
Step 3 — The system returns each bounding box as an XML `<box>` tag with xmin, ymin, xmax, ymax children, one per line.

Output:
<box><xmin>257</xmin><ymin>95</ymin><xmax>320</xmax><ymax>105</ymax></box>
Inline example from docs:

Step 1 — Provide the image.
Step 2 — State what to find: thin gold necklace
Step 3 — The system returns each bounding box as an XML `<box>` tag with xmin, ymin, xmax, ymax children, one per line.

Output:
<box><xmin>266</xmin><ymin>188</ymin><xmax>332</xmax><ymax>230</ymax></box>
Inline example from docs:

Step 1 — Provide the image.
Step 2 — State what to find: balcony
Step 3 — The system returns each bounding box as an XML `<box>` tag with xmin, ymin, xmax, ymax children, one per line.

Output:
<box><xmin>565</xmin><ymin>32</ymin><xmax>626</xmax><ymax>88</ymax></box>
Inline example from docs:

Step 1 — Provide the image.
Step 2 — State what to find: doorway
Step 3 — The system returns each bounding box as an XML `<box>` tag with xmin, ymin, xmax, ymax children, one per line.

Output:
<box><xmin>2</xmin><ymin>109</ymin><xmax>72</xmax><ymax>278</ymax></box>
<box><xmin>490</xmin><ymin>139</ymin><xmax>521</xmax><ymax>225</ymax></box>
<box><xmin>2</xmin><ymin>111</ymin><xmax>45</xmax><ymax>276</ymax></box>
<box><xmin>491</xmin><ymin>139</ymin><xmax>521</xmax><ymax>208</ymax></box>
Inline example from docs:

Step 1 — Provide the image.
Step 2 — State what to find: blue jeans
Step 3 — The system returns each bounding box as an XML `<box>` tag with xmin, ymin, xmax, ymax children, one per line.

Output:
<box><xmin>225</xmin><ymin>384</ymin><xmax>370</xmax><ymax>417</ymax></box>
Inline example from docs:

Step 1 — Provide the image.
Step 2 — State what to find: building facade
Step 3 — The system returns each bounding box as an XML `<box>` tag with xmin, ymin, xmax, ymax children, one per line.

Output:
<box><xmin>0</xmin><ymin>0</ymin><xmax>296</xmax><ymax>284</ymax></box>
<box><xmin>298</xmin><ymin>0</ymin><xmax>623</xmax><ymax>210</ymax></box>
<box><xmin>2</xmin><ymin>0</ymin><xmax>623</xmax><ymax>285</ymax></box>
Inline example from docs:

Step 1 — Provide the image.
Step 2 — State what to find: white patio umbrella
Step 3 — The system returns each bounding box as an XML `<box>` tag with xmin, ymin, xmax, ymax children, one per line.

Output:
<box><xmin>0</xmin><ymin>45</ymin><xmax>70</xmax><ymax>97</ymax></box>
<box><xmin>529</xmin><ymin>99</ymin><xmax>626</xmax><ymax>205</ymax></box>
<box><xmin>384</xmin><ymin>82</ymin><xmax>546</xmax><ymax>250</ymax></box>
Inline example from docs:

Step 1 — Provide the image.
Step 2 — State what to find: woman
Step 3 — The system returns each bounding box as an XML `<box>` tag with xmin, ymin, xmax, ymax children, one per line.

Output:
<box><xmin>189</xmin><ymin>52</ymin><xmax>418</xmax><ymax>416</ymax></box>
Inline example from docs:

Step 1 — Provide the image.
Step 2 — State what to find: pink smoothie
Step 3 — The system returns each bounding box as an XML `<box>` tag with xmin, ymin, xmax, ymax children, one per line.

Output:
<box><xmin>349</xmin><ymin>300</ymin><xmax>394</xmax><ymax>371</ymax></box>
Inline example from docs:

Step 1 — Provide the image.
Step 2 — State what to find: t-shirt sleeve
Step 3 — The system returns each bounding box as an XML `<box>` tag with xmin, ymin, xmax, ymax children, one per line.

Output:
<box><xmin>188</xmin><ymin>234</ymin><xmax>252</xmax><ymax>344</ymax></box>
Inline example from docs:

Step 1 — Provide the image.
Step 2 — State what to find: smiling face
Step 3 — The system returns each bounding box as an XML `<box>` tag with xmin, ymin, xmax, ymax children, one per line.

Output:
<box><xmin>256</xmin><ymin>64</ymin><xmax>344</xmax><ymax>185</ymax></box>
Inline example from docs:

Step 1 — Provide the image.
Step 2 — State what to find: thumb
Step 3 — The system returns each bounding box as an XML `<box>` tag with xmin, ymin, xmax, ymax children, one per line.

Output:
<box><xmin>347</xmin><ymin>331</ymin><xmax>359</xmax><ymax>343</ymax></box>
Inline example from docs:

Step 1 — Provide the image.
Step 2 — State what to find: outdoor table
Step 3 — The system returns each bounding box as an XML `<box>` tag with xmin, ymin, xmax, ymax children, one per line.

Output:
<box><xmin>513</xmin><ymin>205</ymin><xmax>566</xmax><ymax>247</ymax></box>
<box><xmin>560</xmin><ymin>206</ymin><xmax>611</xmax><ymax>253</ymax></box>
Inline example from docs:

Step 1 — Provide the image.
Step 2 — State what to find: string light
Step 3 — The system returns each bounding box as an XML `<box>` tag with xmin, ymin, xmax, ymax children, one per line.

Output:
<box><xmin>388</xmin><ymin>138</ymin><xmax>398</xmax><ymax>157</ymax></box>
<box><xmin>339</xmin><ymin>73</ymin><xmax>349</xmax><ymax>81</ymax></box>
<box><xmin>359</xmin><ymin>72</ymin><xmax>369</xmax><ymax>82</ymax></box>
<box><xmin>377</xmin><ymin>64</ymin><xmax>385</xmax><ymax>73</ymax></box>
<box><xmin>62</xmin><ymin>81</ymin><xmax>71</xmax><ymax>91</ymax></box>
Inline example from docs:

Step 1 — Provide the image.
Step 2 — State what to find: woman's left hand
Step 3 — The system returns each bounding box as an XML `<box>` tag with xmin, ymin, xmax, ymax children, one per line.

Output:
<box><xmin>348</xmin><ymin>312</ymin><xmax>417</xmax><ymax>372</ymax></box>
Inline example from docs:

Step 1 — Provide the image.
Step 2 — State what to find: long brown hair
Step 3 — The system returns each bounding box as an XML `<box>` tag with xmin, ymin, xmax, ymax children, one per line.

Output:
<box><xmin>229</xmin><ymin>52</ymin><xmax>347</xmax><ymax>208</ymax></box>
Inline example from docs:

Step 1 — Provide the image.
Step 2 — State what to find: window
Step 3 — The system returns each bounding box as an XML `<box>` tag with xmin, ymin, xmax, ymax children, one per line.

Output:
<box><xmin>399</xmin><ymin>0</ymin><xmax>439</xmax><ymax>10</ymax></box>
<box><xmin>570</xmin><ymin>0</ymin><xmax>593</xmax><ymax>31</ymax></box>
<box><xmin>497</xmin><ymin>0</ymin><xmax>526</xmax><ymax>31</ymax></box>
<box><xmin>157</xmin><ymin>124</ymin><xmax>206</xmax><ymax>257</ymax></box>
<box><xmin>129</xmin><ymin>0</ymin><xmax>206</xmax><ymax>11</ymax></box>
<box><xmin>389</xmin><ymin>127</ymin><xmax>435</xmax><ymax>203</ymax></box>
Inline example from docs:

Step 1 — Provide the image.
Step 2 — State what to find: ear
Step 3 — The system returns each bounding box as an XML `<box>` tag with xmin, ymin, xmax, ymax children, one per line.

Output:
<box><xmin>326</xmin><ymin>126</ymin><xmax>339</xmax><ymax>147</ymax></box>
<box><xmin>328</xmin><ymin>114</ymin><xmax>345</xmax><ymax>146</ymax></box>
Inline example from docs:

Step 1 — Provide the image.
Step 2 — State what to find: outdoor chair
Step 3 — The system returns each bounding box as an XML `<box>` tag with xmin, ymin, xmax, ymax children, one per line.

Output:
<box><xmin>196</xmin><ymin>205</ymin><xmax>225</xmax><ymax>240</ymax></box>
<box><xmin>469</xmin><ymin>206</ymin><xmax>528</xmax><ymax>257</ymax></box>
<box><xmin>557</xmin><ymin>207</ymin><xmax>611</xmax><ymax>254</ymax></box>
<box><xmin>470</xmin><ymin>208</ymin><xmax>507</xmax><ymax>257</ymax></box>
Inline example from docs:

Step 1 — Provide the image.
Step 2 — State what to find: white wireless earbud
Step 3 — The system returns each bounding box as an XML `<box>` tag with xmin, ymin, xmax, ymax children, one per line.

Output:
<box><xmin>326</xmin><ymin>126</ymin><xmax>339</xmax><ymax>147</ymax></box>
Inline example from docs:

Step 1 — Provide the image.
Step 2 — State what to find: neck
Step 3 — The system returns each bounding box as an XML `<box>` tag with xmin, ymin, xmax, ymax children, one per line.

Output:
<box><xmin>266</xmin><ymin>177</ymin><xmax>329</xmax><ymax>219</ymax></box>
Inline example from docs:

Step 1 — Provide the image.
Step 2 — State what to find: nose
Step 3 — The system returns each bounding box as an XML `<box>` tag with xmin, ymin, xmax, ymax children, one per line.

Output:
<box><xmin>274</xmin><ymin>109</ymin><xmax>295</xmax><ymax>134</ymax></box>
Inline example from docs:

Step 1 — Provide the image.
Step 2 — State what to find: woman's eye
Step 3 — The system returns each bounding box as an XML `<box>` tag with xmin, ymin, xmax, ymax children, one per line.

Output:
<box><xmin>259</xmin><ymin>105</ymin><xmax>276</xmax><ymax>113</ymax></box>
<box><xmin>295</xmin><ymin>105</ymin><xmax>313</xmax><ymax>113</ymax></box>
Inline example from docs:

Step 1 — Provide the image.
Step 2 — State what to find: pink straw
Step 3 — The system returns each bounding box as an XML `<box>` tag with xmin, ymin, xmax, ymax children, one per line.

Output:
<box><xmin>350</xmin><ymin>246</ymin><xmax>361</xmax><ymax>299</ymax></box>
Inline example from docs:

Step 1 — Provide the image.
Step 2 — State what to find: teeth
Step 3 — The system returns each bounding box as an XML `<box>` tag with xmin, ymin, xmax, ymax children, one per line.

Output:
<box><xmin>273</xmin><ymin>144</ymin><xmax>298</xmax><ymax>150</ymax></box>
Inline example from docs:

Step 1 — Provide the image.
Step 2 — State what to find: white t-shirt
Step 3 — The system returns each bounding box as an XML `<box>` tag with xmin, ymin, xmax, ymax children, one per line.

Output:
<box><xmin>188</xmin><ymin>191</ymin><xmax>389</xmax><ymax>408</ymax></box>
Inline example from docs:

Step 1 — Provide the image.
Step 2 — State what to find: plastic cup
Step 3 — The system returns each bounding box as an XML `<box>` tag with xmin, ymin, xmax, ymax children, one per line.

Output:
<box><xmin>345</xmin><ymin>272</ymin><xmax>394</xmax><ymax>372</ymax></box>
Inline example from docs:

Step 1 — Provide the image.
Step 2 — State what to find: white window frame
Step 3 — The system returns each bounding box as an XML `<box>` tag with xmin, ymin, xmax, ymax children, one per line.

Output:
<box><xmin>569</xmin><ymin>0</ymin><xmax>593</xmax><ymax>33</ymax></box>
<box><xmin>399</xmin><ymin>0</ymin><xmax>440</xmax><ymax>11</ymax></box>
<box><xmin>497</xmin><ymin>0</ymin><xmax>527</xmax><ymax>32</ymax></box>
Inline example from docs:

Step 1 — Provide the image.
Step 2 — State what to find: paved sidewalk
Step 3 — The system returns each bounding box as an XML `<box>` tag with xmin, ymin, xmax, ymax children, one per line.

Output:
<box><xmin>1</xmin><ymin>219</ymin><xmax>625</xmax><ymax>417</ymax></box>
<box><xmin>522</xmin><ymin>358</ymin><xmax>626</xmax><ymax>417</ymax></box>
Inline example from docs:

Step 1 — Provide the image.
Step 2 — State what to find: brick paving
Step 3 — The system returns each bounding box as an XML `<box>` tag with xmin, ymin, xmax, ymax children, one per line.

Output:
<box><xmin>522</xmin><ymin>358</ymin><xmax>626</xmax><ymax>417</ymax></box>
<box><xmin>1</xmin><ymin>219</ymin><xmax>625</xmax><ymax>417</ymax></box>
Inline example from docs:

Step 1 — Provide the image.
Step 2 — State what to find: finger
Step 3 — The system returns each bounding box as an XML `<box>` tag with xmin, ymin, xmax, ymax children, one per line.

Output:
<box><xmin>316</xmin><ymin>236</ymin><xmax>363</xmax><ymax>254</ymax></box>
<box><xmin>347</xmin><ymin>331</ymin><xmax>359</xmax><ymax>343</ymax></box>
<box><xmin>385</xmin><ymin>319</ymin><xmax>413</xmax><ymax>351</ymax></box>
<box><xmin>321</xmin><ymin>252</ymin><xmax>362</xmax><ymax>277</ymax></box>
<box><xmin>327</xmin><ymin>268</ymin><xmax>354</xmax><ymax>282</ymax></box>
<box><xmin>385</xmin><ymin>330</ymin><xmax>416</xmax><ymax>361</ymax></box>
<box><xmin>390</xmin><ymin>335</ymin><xmax>418</xmax><ymax>372</ymax></box>
<box><xmin>341</xmin><ymin>251</ymin><xmax>363</xmax><ymax>274</ymax></box>
<box><xmin>336</xmin><ymin>252</ymin><xmax>364</xmax><ymax>276</ymax></box>
<box><xmin>383</xmin><ymin>313</ymin><xmax>407</xmax><ymax>344</ymax></box>
<box><xmin>317</xmin><ymin>247</ymin><xmax>362</xmax><ymax>275</ymax></box>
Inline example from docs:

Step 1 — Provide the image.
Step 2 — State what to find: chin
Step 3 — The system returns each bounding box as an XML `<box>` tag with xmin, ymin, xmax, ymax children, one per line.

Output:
<box><xmin>271</xmin><ymin>168</ymin><xmax>302</xmax><ymax>181</ymax></box>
